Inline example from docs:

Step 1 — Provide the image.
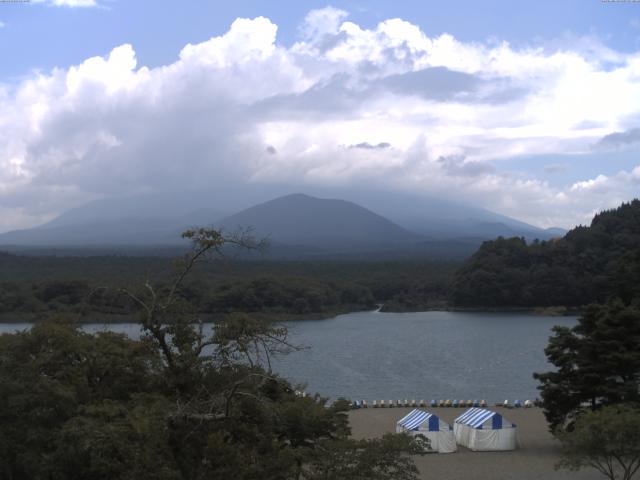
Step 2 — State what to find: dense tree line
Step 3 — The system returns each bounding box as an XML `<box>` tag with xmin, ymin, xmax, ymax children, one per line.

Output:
<box><xmin>0</xmin><ymin>276</ymin><xmax>375</xmax><ymax>319</ymax></box>
<box><xmin>0</xmin><ymin>255</ymin><xmax>456</xmax><ymax>319</ymax></box>
<box><xmin>450</xmin><ymin>200</ymin><xmax>640</xmax><ymax>307</ymax></box>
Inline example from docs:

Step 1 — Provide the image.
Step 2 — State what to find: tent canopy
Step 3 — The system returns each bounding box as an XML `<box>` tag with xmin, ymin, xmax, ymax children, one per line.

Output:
<box><xmin>398</xmin><ymin>409</ymin><xmax>448</xmax><ymax>432</ymax></box>
<box><xmin>454</xmin><ymin>408</ymin><xmax>517</xmax><ymax>451</ymax></box>
<box><xmin>455</xmin><ymin>408</ymin><xmax>514</xmax><ymax>430</ymax></box>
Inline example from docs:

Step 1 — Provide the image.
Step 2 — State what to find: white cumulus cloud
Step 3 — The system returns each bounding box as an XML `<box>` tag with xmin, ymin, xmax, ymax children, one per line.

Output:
<box><xmin>0</xmin><ymin>7</ymin><xmax>639</xmax><ymax>232</ymax></box>
<box><xmin>32</xmin><ymin>0</ymin><xmax>98</xmax><ymax>7</ymax></box>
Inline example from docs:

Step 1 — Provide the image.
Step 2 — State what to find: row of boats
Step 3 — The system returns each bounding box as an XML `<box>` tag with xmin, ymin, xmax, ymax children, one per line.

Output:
<box><xmin>351</xmin><ymin>399</ymin><xmax>535</xmax><ymax>409</ymax></box>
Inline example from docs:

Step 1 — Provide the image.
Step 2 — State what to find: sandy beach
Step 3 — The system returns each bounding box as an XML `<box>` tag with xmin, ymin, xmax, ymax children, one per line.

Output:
<box><xmin>349</xmin><ymin>407</ymin><xmax>601</xmax><ymax>480</ymax></box>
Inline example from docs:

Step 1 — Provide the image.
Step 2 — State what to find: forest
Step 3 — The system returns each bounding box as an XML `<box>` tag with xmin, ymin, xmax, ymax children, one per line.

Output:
<box><xmin>0</xmin><ymin>254</ymin><xmax>457</xmax><ymax>321</ymax></box>
<box><xmin>449</xmin><ymin>200</ymin><xmax>640</xmax><ymax>308</ymax></box>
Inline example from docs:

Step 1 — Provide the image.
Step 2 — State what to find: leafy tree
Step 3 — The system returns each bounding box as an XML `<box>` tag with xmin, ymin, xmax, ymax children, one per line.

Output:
<box><xmin>534</xmin><ymin>301</ymin><xmax>640</xmax><ymax>430</ymax></box>
<box><xmin>557</xmin><ymin>404</ymin><xmax>640</xmax><ymax>480</ymax></box>
<box><xmin>302</xmin><ymin>434</ymin><xmax>428</xmax><ymax>480</ymax></box>
<box><xmin>0</xmin><ymin>321</ymin><xmax>164</xmax><ymax>480</ymax></box>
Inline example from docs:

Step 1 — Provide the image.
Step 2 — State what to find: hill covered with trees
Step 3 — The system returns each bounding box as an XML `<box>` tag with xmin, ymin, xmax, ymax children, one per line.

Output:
<box><xmin>449</xmin><ymin>200</ymin><xmax>640</xmax><ymax>308</ymax></box>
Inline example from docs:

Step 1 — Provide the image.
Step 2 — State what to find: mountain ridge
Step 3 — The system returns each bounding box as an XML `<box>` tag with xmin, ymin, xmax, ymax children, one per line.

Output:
<box><xmin>0</xmin><ymin>191</ymin><xmax>566</xmax><ymax>258</ymax></box>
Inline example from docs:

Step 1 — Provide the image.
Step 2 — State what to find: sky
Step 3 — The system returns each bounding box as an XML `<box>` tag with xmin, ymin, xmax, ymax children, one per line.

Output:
<box><xmin>0</xmin><ymin>0</ymin><xmax>639</xmax><ymax>232</ymax></box>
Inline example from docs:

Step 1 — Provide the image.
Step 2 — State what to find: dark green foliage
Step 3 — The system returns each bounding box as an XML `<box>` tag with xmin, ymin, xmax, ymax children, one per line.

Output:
<box><xmin>302</xmin><ymin>433</ymin><xmax>428</xmax><ymax>480</ymax></box>
<box><xmin>556</xmin><ymin>404</ymin><xmax>640</xmax><ymax>480</ymax></box>
<box><xmin>0</xmin><ymin>254</ymin><xmax>457</xmax><ymax>319</ymax></box>
<box><xmin>450</xmin><ymin>199</ymin><xmax>640</xmax><ymax>307</ymax></box>
<box><xmin>49</xmin><ymin>397</ymin><xmax>179</xmax><ymax>480</ymax></box>
<box><xmin>204</xmin><ymin>277</ymin><xmax>374</xmax><ymax>314</ymax></box>
<box><xmin>35</xmin><ymin>280</ymin><xmax>90</xmax><ymax>304</ymax></box>
<box><xmin>0</xmin><ymin>321</ymin><xmax>165</xmax><ymax>479</ymax></box>
<box><xmin>534</xmin><ymin>301</ymin><xmax>640</xmax><ymax>430</ymax></box>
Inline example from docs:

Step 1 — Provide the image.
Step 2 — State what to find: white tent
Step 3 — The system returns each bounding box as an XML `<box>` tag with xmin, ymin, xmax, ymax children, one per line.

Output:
<box><xmin>396</xmin><ymin>409</ymin><xmax>457</xmax><ymax>453</ymax></box>
<box><xmin>454</xmin><ymin>407</ymin><xmax>517</xmax><ymax>451</ymax></box>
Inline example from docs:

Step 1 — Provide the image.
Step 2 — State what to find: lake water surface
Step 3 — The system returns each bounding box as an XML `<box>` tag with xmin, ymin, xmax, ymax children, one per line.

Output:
<box><xmin>0</xmin><ymin>310</ymin><xmax>576</xmax><ymax>402</ymax></box>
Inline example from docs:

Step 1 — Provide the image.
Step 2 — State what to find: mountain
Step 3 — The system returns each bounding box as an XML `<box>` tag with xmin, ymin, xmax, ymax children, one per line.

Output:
<box><xmin>0</xmin><ymin>188</ymin><xmax>565</xmax><ymax>257</ymax></box>
<box><xmin>325</xmin><ymin>189</ymin><xmax>564</xmax><ymax>240</ymax></box>
<box><xmin>0</xmin><ymin>209</ymin><xmax>224</xmax><ymax>247</ymax></box>
<box><xmin>38</xmin><ymin>191</ymin><xmax>234</xmax><ymax>230</ymax></box>
<box><xmin>216</xmin><ymin>193</ymin><xmax>420</xmax><ymax>249</ymax></box>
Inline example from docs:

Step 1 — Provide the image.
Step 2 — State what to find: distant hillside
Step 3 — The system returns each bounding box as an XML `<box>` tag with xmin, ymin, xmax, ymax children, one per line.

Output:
<box><xmin>449</xmin><ymin>199</ymin><xmax>640</xmax><ymax>307</ymax></box>
<box><xmin>329</xmin><ymin>189</ymin><xmax>564</xmax><ymax>240</ymax></box>
<box><xmin>0</xmin><ymin>188</ymin><xmax>564</xmax><ymax>258</ymax></box>
<box><xmin>217</xmin><ymin>193</ymin><xmax>420</xmax><ymax>249</ymax></box>
<box><xmin>0</xmin><ymin>210</ymin><xmax>223</xmax><ymax>247</ymax></box>
<box><xmin>38</xmin><ymin>191</ymin><xmax>231</xmax><ymax>230</ymax></box>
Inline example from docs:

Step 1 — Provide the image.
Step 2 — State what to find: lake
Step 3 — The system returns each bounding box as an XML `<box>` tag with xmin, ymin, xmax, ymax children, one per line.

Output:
<box><xmin>0</xmin><ymin>310</ymin><xmax>575</xmax><ymax>403</ymax></box>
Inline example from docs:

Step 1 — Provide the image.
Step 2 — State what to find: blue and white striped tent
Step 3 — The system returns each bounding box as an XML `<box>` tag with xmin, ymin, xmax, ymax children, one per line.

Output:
<box><xmin>454</xmin><ymin>408</ymin><xmax>517</xmax><ymax>451</ymax></box>
<box><xmin>396</xmin><ymin>409</ymin><xmax>457</xmax><ymax>453</ymax></box>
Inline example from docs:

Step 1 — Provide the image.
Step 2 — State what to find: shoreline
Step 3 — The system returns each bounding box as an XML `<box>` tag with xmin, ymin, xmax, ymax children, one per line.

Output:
<box><xmin>380</xmin><ymin>304</ymin><xmax>583</xmax><ymax>316</ymax></box>
<box><xmin>0</xmin><ymin>306</ymin><xmax>371</xmax><ymax>325</ymax></box>
<box><xmin>0</xmin><ymin>304</ymin><xmax>582</xmax><ymax>324</ymax></box>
